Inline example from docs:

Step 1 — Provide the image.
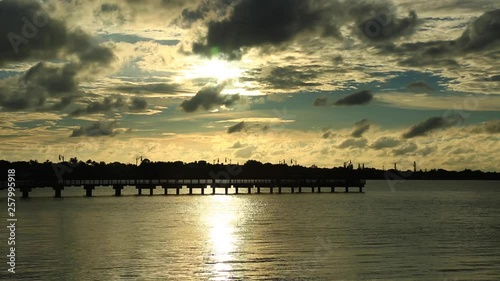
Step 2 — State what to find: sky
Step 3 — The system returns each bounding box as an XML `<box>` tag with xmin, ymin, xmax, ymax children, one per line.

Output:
<box><xmin>0</xmin><ymin>0</ymin><xmax>499</xmax><ymax>171</ymax></box>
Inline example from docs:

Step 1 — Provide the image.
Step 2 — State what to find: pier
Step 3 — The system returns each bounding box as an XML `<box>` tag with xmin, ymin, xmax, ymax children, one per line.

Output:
<box><xmin>1</xmin><ymin>179</ymin><xmax>366</xmax><ymax>198</ymax></box>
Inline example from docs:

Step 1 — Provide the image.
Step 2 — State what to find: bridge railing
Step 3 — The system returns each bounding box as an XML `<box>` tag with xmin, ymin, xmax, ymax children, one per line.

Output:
<box><xmin>0</xmin><ymin>178</ymin><xmax>366</xmax><ymax>189</ymax></box>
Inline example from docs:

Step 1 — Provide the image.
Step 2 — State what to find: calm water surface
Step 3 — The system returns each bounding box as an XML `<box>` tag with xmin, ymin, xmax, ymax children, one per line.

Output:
<box><xmin>1</xmin><ymin>180</ymin><xmax>499</xmax><ymax>280</ymax></box>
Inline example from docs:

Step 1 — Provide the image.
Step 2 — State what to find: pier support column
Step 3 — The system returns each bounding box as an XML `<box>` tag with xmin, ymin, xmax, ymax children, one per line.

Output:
<box><xmin>212</xmin><ymin>187</ymin><xmax>216</xmax><ymax>195</ymax></box>
<box><xmin>235</xmin><ymin>187</ymin><xmax>239</xmax><ymax>195</ymax></box>
<box><xmin>163</xmin><ymin>187</ymin><xmax>168</xmax><ymax>195</ymax></box>
<box><xmin>311</xmin><ymin>187</ymin><xmax>315</xmax><ymax>193</ymax></box>
<box><xmin>318</xmin><ymin>187</ymin><xmax>321</xmax><ymax>193</ymax></box>
<box><xmin>54</xmin><ymin>186</ymin><xmax>63</xmax><ymax>198</ymax></box>
<box><xmin>21</xmin><ymin>188</ymin><xmax>31</xmax><ymax>198</ymax></box>
<box><xmin>84</xmin><ymin>185</ymin><xmax>95</xmax><ymax>197</ymax></box>
<box><xmin>331</xmin><ymin>186</ymin><xmax>335</xmax><ymax>193</ymax></box>
<box><xmin>270</xmin><ymin>187</ymin><xmax>273</xmax><ymax>194</ymax></box>
<box><xmin>114</xmin><ymin>185</ymin><xmax>123</xmax><ymax>196</ymax></box>
<box><xmin>176</xmin><ymin>187</ymin><xmax>180</xmax><ymax>195</ymax></box>
<box><xmin>360</xmin><ymin>186</ymin><xmax>363</xmax><ymax>193</ymax></box>
<box><xmin>138</xmin><ymin>188</ymin><xmax>142</xmax><ymax>196</ymax></box>
<box><xmin>201</xmin><ymin>188</ymin><xmax>205</xmax><ymax>195</ymax></box>
<box><xmin>248</xmin><ymin>187</ymin><xmax>252</xmax><ymax>194</ymax></box>
<box><xmin>189</xmin><ymin>187</ymin><xmax>193</xmax><ymax>195</ymax></box>
<box><xmin>291</xmin><ymin>187</ymin><xmax>295</xmax><ymax>194</ymax></box>
<box><xmin>345</xmin><ymin>186</ymin><xmax>349</xmax><ymax>193</ymax></box>
<box><xmin>278</xmin><ymin>187</ymin><xmax>282</xmax><ymax>194</ymax></box>
<box><xmin>257</xmin><ymin>187</ymin><xmax>261</xmax><ymax>194</ymax></box>
<box><xmin>149</xmin><ymin>188</ymin><xmax>154</xmax><ymax>196</ymax></box>
<box><xmin>225</xmin><ymin>187</ymin><xmax>229</xmax><ymax>195</ymax></box>
<box><xmin>298</xmin><ymin>187</ymin><xmax>302</xmax><ymax>193</ymax></box>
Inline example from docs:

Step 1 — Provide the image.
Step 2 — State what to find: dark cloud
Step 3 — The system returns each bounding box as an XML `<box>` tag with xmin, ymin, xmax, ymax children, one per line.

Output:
<box><xmin>402</xmin><ymin>116</ymin><xmax>462</xmax><ymax>138</ymax></box>
<box><xmin>455</xmin><ymin>9</ymin><xmax>500</xmax><ymax>52</ymax></box>
<box><xmin>387</xmin><ymin>9</ymin><xmax>500</xmax><ymax>67</ymax></box>
<box><xmin>358</xmin><ymin>10</ymin><xmax>418</xmax><ymax>41</ymax></box>
<box><xmin>313</xmin><ymin>97</ymin><xmax>331</xmax><ymax>107</ymax></box>
<box><xmin>69</xmin><ymin>96</ymin><xmax>147</xmax><ymax>116</ymax></box>
<box><xmin>259</xmin><ymin>66</ymin><xmax>322</xmax><ymax>89</ymax></box>
<box><xmin>228</xmin><ymin>121</ymin><xmax>246</xmax><ymax>134</ymax></box>
<box><xmin>180</xmin><ymin>83</ymin><xmax>240</xmax><ymax>113</ymax></box>
<box><xmin>100</xmin><ymin>4</ymin><xmax>120</xmax><ymax>13</ymax></box>
<box><xmin>227</xmin><ymin>121</ymin><xmax>270</xmax><ymax>134</ymax></box>
<box><xmin>0</xmin><ymin>0</ymin><xmax>114</xmax><ymax>66</ymax></box>
<box><xmin>478</xmin><ymin>75</ymin><xmax>500</xmax><ymax>82</ymax></box>
<box><xmin>70</xmin><ymin>121</ymin><xmax>127</xmax><ymax>137</ymax></box>
<box><xmin>190</xmin><ymin>0</ymin><xmax>418</xmax><ymax>58</ymax></box>
<box><xmin>129</xmin><ymin>97</ymin><xmax>148</xmax><ymax>111</ymax></box>
<box><xmin>338</xmin><ymin>138</ymin><xmax>368</xmax><ymax>149</ymax></box>
<box><xmin>70</xmin><ymin>97</ymin><xmax>125</xmax><ymax>117</ymax></box>
<box><xmin>192</xmin><ymin>0</ymin><xmax>342</xmax><ymax>58</ymax></box>
<box><xmin>0</xmin><ymin>62</ymin><xmax>82</xmax><ymax>112</ymax></box>
<box><xmin>393</xmin><ymin>142</ymin><xmax>418</xmax><ymax>156</ymax></box>
<box><xmin>322</xmin><ymin>131</ymin><xmax>333</xmax><ymax>139</ymax></box>
<box><xmin>406</xmin><ymin>81</ymin><xmax>434</xmax><ymax>92</ymax></box>
<box><xmin>370</xmin><ymin>136</ymin><xmax>401</xmax><ymax>150</ymax></box>
<box><xmin>0</xmin><ymin>0</ymin><xmax>115</xmax><ymax>112</ymax></box>
<box><xmin>24</xmin><ymin>62</ymin><xmax>79</xmax><ymax>95</ymax></box>
<box><xmin>351</xmin><ymin>119</ymin><xmax>371</xmax><ymax>138</ymax></box>
<box><xmin>334</xmin><ymin>90</ymin><xmax>373</xmax><ymax>106</ymax></box>
<box><xmin>48</xmin><ymin>96</ymin><xmax>76</xmax><ymax>111</ymax></box>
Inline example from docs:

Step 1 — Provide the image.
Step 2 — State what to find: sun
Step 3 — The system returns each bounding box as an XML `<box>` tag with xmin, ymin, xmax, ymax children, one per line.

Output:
<box><xmin>185</xmin><ymin>59</ymin><xmax>243</xmax><ymax>82</ymax></box>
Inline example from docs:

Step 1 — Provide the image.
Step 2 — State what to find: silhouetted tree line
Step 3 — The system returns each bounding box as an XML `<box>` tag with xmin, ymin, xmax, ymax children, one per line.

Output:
<box><xmin>0</xmin><ymin>159</ymin><xmax>498</xmax><ymax>181</ymax></box>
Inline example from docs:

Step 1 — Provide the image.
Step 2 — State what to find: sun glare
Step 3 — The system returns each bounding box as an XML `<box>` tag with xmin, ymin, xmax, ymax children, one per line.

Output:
<box><xmin>185</xmin><ymin>59</ymin><xmax>243</xmax><ymax>82</ymax></box>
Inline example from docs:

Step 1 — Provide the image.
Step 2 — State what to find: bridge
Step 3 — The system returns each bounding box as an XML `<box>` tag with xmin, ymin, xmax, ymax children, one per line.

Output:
<box><xmin>1</xmin><ymin>178</ymin><xmax>366</xmax><ymax>198</ymax></box>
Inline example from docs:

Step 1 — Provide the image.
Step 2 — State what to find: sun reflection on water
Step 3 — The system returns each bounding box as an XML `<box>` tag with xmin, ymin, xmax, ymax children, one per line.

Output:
<box><xmin>205</xmin><ymin>196</ymin><xmax>239</xmax><ymax>280</ymax></box>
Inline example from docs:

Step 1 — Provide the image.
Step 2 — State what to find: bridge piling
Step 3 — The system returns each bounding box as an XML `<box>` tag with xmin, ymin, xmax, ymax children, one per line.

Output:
<box><xmin>84</xmin><ymin>185</ymin><xmax>95</xmax><ymax>197</ymax></box>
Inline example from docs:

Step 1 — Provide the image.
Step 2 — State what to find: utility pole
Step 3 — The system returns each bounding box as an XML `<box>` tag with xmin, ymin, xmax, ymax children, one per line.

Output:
<box><xmin>136</xmin><ymin>156</ymin><xmax>143</xmax><ymax>166</ymax></box>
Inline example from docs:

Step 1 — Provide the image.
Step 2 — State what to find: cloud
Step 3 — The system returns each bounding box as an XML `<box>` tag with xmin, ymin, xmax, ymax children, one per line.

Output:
<box><xmin>455</xmin><ymin>9</ymin><xmax>500</xmax><ymax>52</ymax></box>
<box><xmin>358</xmin><ymin>10</ymin><xmax>418</xmax><ymax>41</ymax></box>
<box><xmin>391</xmin><ymin>9</ymin><xmax>500</xmax><ymax>67</ymax></box>
<box><xmin>258</xmin><ymin>66</ymin><xmax>322</xmax><ymax>90</ymax></box>
<box><xmin>0</xmin><ymin>1</ymin><xmax>116</xmax><ymax>113</ymax></box>
<box><xmin>113</xmin><ymin>83</ymin><xmax>182</xmax><ymax>95</ymax></box>
<box><xmin>351</xmin><ymin>119</ymin><xmax>371</xmax><ymax>138</ymax></box>
<box><xmin>70</xmin><ymin>121</ymin><xmax>127</xmax><ymax>137</ymax></box>
<box><xmin>0</xmin><ymin>0</ymin><xmax>115</xmax><ymax>66</ymax></box>
<box><xmin>338</xmin><ymin>138</ymin><xmax>368</xmax><ymax>149</ymax></box>
<box><xmin>190</xmin><ymin>0</ymin><xmax>419</xmax><ymax>58</ymax></box>
<box><xmin>129</xmin><ymin>97</ymin><xmax>148</xmax><ymax>111</ymax></box>
<box><xmin>470</xmin><ymin>120</ymin><xmax>500</xmax><ymax>134</ymax></box>
<box><xmin>322</xmin><ymin>130</ymin><xmax>333</xmax><ymax>139</ymax></box>
<box><xmin>69</xmin><ymin>96</ymin><xmax>147</xmax><ymax>116</ymax></box>
<box><xmin>334</xmin><ymin>90</ymin><xmax>373</xmax><ymax>106</ymax></box>
<box><xmin>228</xmin><ymin>121</ymin><xmax>246</xmax><ymax>134</ymax></box>
<box><xmin>235</xmin><ymin>146</ymin><xmax>257</xmax><ymax>158</ymax></box>
<box><xmin>393</xmin><ymin>142</ymin><xmax>418</xmax><ymax>156</ymax></box>
<box><xmin>227</xmin><ymin>121</ymin><xmax>270</xmax><ymax>134</ymax></box>
<box><xmin>192</xmin><ymin>0</ymin><xmax>341</xmax><ymax>59</ymax></box>
<box><xmin>370</xmin><ymin>136</ymin><xmax>401</xmax><ymax>149</ymax></box>
<box><xmin>402</xmin><ymin>116</ymin><xmax>462</xmax><ymax>138</ymax></box>
<box><xmin>313</xmin><ymin>97</ymin><xmax>331</xmax><ymax>107</ymax></box>
<box><xmin>180</xmin><ymin>83</ymin><xmax>240</xmax><ymax>112</ymax></box>
<box><xmin>406</xmin><ymin>81</ymin><xmax>434</xmax><ymax>92</ymax></box>
<box><xmin>231</xmin><ymin>141</ymin><xmax>244</xmax><ymax>149</ymax></box>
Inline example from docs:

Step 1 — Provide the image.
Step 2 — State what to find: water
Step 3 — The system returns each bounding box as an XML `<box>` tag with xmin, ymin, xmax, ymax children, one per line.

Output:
<box><xmin>1</xmin><ymin>181</ymin><xmax>499</xmax><ymax>280</ymax></box>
